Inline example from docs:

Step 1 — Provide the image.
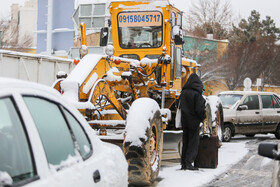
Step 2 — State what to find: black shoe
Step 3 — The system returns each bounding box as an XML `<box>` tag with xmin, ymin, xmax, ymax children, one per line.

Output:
<box><xmin>185</xmin><ymin>164</ymin><xmax>199</xmax><ymax>171</ymax></box>
<box><xmin>180</xmin><ymin>165</ymin><xmax>187</xmax><ymax>170</ymax></box>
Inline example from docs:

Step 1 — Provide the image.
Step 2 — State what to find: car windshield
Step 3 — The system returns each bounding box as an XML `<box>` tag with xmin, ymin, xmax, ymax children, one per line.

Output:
<box><xmin>218</xmin><ymin>94</ymin><xmax>243</xmax><ymax>108</ymax></box>
<box><xmin>118</xmin><ymin>11</ymin><xmax>162</xmax><ymax>49</ymax></box>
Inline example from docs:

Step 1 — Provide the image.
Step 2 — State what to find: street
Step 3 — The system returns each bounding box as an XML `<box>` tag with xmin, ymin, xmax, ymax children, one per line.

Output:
<box><xmin>206</xmin><ymin>135</ymin><xmax>275</xmax><ymax>187</ymax></box>
<box><xmin>157</xmin><ymin>134</ymin><xmax>276</xmax><ymax>187</ymax></box>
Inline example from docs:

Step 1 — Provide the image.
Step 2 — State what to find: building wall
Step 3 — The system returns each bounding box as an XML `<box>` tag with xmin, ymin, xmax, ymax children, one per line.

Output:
<box><xmin>11</xmin><ymin>0</ymin><xmax>38</xmax><ymax>47</ymax></box>
<box><xmin>183</xmin><ymin>35</ymin><xmax>228</xmax><ymax>62</ymax></box>
<box><xmin>37</xmin><ymin>0</ymin><xmax>74</xmax><ymax>55</ymax></box>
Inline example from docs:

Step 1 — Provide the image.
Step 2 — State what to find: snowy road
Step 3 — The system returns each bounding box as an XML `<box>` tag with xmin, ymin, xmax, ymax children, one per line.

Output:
<box><xmin>156</xmin><ymin>134</ymin><xmax>276</xmax><ymax>187</ymax></box>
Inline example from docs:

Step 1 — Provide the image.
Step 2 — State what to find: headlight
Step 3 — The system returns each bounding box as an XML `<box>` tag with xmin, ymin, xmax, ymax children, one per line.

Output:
<box><xmin>105</xmin><ymin>45</ymin><xmax>114</xmax><ymax>56</ymax></box>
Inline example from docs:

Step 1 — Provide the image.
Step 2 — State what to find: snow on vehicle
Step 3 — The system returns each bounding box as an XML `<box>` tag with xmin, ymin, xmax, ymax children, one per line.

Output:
<box><xmin>0</xmin><ymin>78</ymin><xmax>128</xmax><ymax>187</ymax></box>
<box><xmin>53</xmin><ymin>0</ymin><xmax>223</xmax><ymax>185</ymax></box>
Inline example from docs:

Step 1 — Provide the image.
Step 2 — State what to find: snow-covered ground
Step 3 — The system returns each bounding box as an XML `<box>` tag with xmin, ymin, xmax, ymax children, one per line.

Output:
<box><xmin>158</xmin><ymin>141</ymin><xmax>248</xmax><ymax>187</ymax></box>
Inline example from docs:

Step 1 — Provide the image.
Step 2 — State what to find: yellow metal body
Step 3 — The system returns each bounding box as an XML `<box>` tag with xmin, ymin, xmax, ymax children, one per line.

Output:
<box><xmin>109</xmin><ymin>1</ymin><xmax>198</xmax><ymax>94</ymax></box>
<box><xmin>55</xmin><ymin>1</ymin><xmax>199</xmax><ymax>130</ymax></box>
<box><xmin>80</xmin><ymin>23</ymin><xmax>87</xmax><ymax>46</ymax></box>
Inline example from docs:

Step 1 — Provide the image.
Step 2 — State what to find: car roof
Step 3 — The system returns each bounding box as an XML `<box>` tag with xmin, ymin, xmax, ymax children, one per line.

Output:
<box><xmin>218</xmin><ymin>90</ymin><xmax>277</xmax><ymax>96</ymax></box>
<box><xmin>0</xmin><ymin>77</ymin><xmax>60</xmax><ymax>96</ymax></box>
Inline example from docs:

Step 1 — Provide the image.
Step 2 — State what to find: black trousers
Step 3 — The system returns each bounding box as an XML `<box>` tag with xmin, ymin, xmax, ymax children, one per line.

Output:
<box><xmin>181</xmin><ymin>126</ymin><xmax>200</xmax><ymax>166</ymax></box>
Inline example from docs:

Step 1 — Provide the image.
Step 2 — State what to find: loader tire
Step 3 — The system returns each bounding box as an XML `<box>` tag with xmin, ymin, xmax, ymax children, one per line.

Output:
<box><xmin>123</xmin><ymin>99</ymin><xmax>163</xmax><ymax>186</ymax></box>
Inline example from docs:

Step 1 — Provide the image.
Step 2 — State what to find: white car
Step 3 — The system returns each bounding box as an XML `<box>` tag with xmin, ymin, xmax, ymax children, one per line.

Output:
<box><xmin>0</xmin><ymin>78</ymin><xmax>128</xmax><ymax>187</ymax></box>
<box><xmin>218</xmin><ymin>91</ymin><xmax>280</xmax><ymax>142</ymax></box>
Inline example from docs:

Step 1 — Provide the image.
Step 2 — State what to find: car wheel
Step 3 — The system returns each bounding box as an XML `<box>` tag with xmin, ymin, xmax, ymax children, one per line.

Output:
<box><xmin>222</xmin><ymin>124</ymin><xmax>232</xmax><ymax>142</ymax></box>
<box><xmin>123</xmin><ymin>98</ymin><xmax>163</xmax><ymax>186</ymax></box>
<box><xmin>275</xmin><ymin>125</ymin><xmax>280</xmax><ymax>139</ymax></box>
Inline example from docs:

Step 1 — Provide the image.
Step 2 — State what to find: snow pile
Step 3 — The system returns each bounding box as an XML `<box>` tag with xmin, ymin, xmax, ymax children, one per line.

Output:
<box><xmin>61</xmin><ymin>54</ymin><xmax>104</xmax><ymax>102</ymax></box>
<box><xmin>104</xmin><ymin>67</ymin><xmax>122</xmax><ymax>82</ymax></box>
<box><xmin>61</xmin><ymin>81</ymin><xmax>79</xmax><ymax>102</ymax></box>
<box><xmin>63</xmin><ymin>54</ymin><xmax>103</xmax><ymax>85</ymax></box>
<box><xmin>116</xmin><ymin>1</ymin><xmax>168</xmax><ymax>11</ymax></box>
<box><xmin>49</xmin><ymin>153</ymin><xmax>82</xmax><ymax>172</ymax></box>
<box><xmin>158</xmin><ymin>142</ymin><xmax>248</xmax><ymax>187</ymax></box>
<box><xmin>82</xmin><ymin>72</ymin><xmax>98</xmax><ymax>94</ymax></box>
<box><xmin>125</xmin><ymin>98</ymin><xmax>160</xmax><ymax>146</ymax></box>
<box><xmin>140</xmin><ymin>57</ymin><xmax>158</xmax><ymax>67</ymax></box>
<box><xmin>0</xmin><ymin>171</ymin><xmax>13</xmax><ymax>186</ymax></box>
<box><xmin>121</xmin><ymin>71</ymin><xmax>132</xmax><ymax>77</ymax></box>
<box><xmin>160</xmin><ymin>108</ymin><xmax>172</xmax><ymax>123</ymax></box>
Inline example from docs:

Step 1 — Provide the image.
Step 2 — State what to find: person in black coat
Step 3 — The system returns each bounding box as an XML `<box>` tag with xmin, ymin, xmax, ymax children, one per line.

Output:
<box><xmin>179</xmin><ymin>73</ymin><xmax>206</xmax><ymax>170</ymax></box>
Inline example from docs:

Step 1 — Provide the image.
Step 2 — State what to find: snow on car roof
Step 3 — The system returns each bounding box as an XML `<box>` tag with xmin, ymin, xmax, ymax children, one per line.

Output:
<box><xmin>219</xmin><ymin>90</ymin><xmax>276</xmax><ymax>95</ymax></box>
<box><xmin>0</xmin><ymin>77</ymin><xmax>60</xmax><ymax>96</ymax></box>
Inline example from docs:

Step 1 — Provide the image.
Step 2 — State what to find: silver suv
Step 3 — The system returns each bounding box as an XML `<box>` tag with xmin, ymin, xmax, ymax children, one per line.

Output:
<box><xmin>218</xmin><ymin>91</ymin><xmax>280</xmax><ymax>142</ymax></box>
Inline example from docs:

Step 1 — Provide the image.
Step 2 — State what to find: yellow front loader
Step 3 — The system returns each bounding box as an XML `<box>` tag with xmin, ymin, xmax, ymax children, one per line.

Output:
<box><xmin>53</xmin><ymin>0</ymin><xmax>222</xmax><ymax>185</ymax></box>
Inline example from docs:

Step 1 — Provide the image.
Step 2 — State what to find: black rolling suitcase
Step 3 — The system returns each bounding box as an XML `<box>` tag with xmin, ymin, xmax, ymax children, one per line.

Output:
<box><xmin>194</xmin><ymin>135</ymin><xmax>219</xmax><ymax>168</ymax></box>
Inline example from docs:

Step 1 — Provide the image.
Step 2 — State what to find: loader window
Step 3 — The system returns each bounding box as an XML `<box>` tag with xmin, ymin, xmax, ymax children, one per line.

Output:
<box><xmin>177</xmin><ymin>13</ymin><xmax>182</xmax><ymax>26</ymax></box>
<box><xmin>170</xmin><ymin>44</ymin><xmax>175</xmax><ymax>82</ymax></box>
<box><xmin>176</xmin><ymin>47</ymin><xmax>182</xmax><ymax>78</ymax></box>
<box><xmin>118</xmin><ymin>11</ymin><xmax>163</xmax><ymax>49</ymax></box>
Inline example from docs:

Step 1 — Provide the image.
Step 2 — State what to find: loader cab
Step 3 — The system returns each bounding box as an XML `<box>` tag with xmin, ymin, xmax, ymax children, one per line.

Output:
<box><xmin>100</xmin><ymin>1</ymin><xmax>194</xmax><ymax>90</ymax></box>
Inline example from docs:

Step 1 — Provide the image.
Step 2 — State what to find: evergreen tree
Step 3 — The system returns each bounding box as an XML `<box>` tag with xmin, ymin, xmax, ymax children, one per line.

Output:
<box><xmin>261</xmin><ymin>16</ymin><xmax>280</xmax><ymax>39</ymax></box>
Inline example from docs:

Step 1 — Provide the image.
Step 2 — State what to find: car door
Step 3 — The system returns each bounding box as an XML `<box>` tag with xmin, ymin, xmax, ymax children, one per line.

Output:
<box><xmin>22</xmin><ymin>96</ymin><xmax>105</xmax><ymax>187</ymax></box>
<box><xmin>261</xmin><ymin>94</ymin><xmax>279</xmax><ymax>132</ymax></box>
<box><xmin>273</xmin><ymin>95</ymin><xmax>280</xmax><ymax>124</ymax></box>
<box><xmin>236</xmin><ymin>94</ymin><xmax>262</xmax><ymax>134</ymax></box>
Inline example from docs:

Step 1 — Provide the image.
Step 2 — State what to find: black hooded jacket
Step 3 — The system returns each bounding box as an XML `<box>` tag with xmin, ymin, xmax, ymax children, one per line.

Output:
<box><xmin>179</xmin><ymin>73</ymin><xmax>206</xmax><ymax>130</ymax></box>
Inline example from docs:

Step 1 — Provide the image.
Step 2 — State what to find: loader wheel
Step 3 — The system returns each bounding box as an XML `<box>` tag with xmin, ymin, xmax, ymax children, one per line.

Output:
<box><xmin>123</xmin><ymin>98</ymin><xmax>163</xmax><ymax>186</ymax></box>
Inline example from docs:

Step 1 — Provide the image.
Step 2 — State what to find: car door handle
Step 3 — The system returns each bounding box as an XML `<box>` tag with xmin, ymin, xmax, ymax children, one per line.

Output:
<box><xmin>93</xmin><ymin>170</ymin><xmax>101</xmax><ymax>183</ymax></box>
<box><xmin>277</xmin><ymin>111</ymin><xmax>280</xmax><ymax>113</ymax></box>
<box><xmin>256</xmin><ymin>112</ymin><xmax>260</xmax><ymax>114</ymax></box>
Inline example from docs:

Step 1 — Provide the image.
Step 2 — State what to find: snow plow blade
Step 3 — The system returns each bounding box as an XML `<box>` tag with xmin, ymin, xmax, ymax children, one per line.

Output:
<box><xmin>163</xmin><ymin>131</ymin><xmax>182</xmax><ymax>155</ymax></box>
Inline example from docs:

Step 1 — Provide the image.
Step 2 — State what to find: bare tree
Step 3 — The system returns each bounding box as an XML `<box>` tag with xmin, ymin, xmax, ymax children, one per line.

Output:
<box><xmin>185</xmin><ymin>0</ymin><xmax>233</xmax><ymax>39</ymax></box>
<box><xmin>221</xmin><ymin>37</ymin><xmax>280</xmax><ymax>90</ymax></box>
<box><xmin>0</xmin><ymin>18</ymin><xmax>33</xmax><ymax>49</ymax></box>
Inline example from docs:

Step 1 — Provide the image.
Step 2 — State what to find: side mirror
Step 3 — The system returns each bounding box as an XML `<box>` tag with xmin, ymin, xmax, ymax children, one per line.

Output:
<box><xmin>173</xmin><ymin>25</ymin><xmax>184</xmax><ymax>45</ymax></box>
<box><xmin>258</xmin><ymin>142</ymin><xmax>280</xmax><ymax>160</ymax></box>
<box><xmin>237</xmin><ymin>105</ymin><xmax>248</xmax><ymax>111</ymax></box>
<box><xmin>100</xmin><ymin>27</ymin><xmax>108</xmax><ymax>47</ymax></box>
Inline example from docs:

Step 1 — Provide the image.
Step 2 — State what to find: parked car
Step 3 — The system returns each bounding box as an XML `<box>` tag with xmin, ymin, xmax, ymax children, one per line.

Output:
<box><xmin>258</xmin><ymin>142</ymin><xmax>280</xmax><ymax>186</ymax></box>
<box><xmin>0</xmin><ymin>78</ymin><xmax>128</xmax><ymax>187</ymax></box>
<box><xmin>218</xmin><ymin>91</ymin><xmax>280</xmax><ymax>142</ymax></box>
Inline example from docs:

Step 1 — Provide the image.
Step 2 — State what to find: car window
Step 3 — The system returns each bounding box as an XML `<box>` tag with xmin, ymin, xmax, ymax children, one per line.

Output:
<box><xmin>0</xmin><ymin>97</ymin><xmax>35</xmax><ymax>184</ymax></box>
<box><xmin>261</xmin><ymin>95</ymin><xmax>280</xmax><ymax>109</ymax></box>
<box><xmin>273</xmin><ymin>95</ymin><xmax>280</xmax><ymax>108</ymax></box>
<box><xmin>63</xmin><ymin>108</ymin><xmax>92</xmax><ymax>159</ymax></box>
<box><xmin>218</xmin><ymin>94</ymin><xmax>243</xmax><ymax>108</ymax></box>
<box><xmin>241</xmin><ymin>95</ymin><xmax>259</xmax><ymax>110</ymax></box>
<box><xmin>23</xmin><ymin>96</ymin><xmax>76</xmax><ymax>166</ymax></box>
